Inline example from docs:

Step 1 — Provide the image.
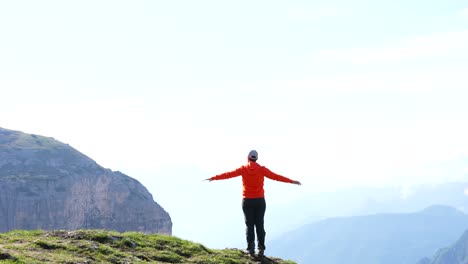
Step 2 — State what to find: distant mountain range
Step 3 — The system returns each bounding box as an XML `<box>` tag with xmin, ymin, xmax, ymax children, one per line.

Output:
<box><xmin>269</xmin><ymin>205</ymin><xmax>468</xmax><ymax>264</ymax></box>
<box><xmin>267</xmin><ymin>178</ymin><xmax>468</xmax><ymax>240</ymax></box>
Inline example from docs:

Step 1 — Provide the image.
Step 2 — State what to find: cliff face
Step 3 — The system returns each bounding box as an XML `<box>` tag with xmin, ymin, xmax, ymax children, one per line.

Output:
<box><xmin>417</xmin><ymin>229</ymin><xmax>468</xmax><ymax>264</ymax></box>
<box><xmin>0</xmin><ymin>127</ymin><xmax>172</xmax><ymax>234</ymax></box>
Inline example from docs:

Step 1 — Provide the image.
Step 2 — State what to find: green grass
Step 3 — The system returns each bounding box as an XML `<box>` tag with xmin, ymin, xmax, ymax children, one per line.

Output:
<box><xmin>0</xmin><ymin>230</ymin><xmax>296</xmax><ymax>264</ymax></box>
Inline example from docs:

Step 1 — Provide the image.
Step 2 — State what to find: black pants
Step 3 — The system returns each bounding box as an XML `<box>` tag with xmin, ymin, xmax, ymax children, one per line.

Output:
<box><xmin>242</xmin><ymin>197</ymin><xmax>266</xmax><ymax>250</ymax></box>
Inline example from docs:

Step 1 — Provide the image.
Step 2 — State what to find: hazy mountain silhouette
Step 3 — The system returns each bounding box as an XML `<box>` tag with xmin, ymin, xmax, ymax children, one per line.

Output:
<box><xmin>417</xmin><ymin>229</ymin><xmax>468</xmax><ymax>264</ymax></box>
<box><xmin>268</xmin><ymin>179</ymin><xmax>468</xmax><ymax>240</ymax></box>
<box><xmin>269</xmin><ymin>205</ymin><xmax>468</xmax><ymax>264</ymax></box>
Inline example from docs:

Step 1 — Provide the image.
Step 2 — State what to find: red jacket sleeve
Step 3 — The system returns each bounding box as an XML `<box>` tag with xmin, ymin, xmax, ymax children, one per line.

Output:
<box><xmin>210</xmin><ymin>167</ymin><xmax>243</xmax><ymax>181</ymax></box>
<box><xmin>263</xmin><ymin>167</ymin><xmax>294</xmax><ymax>183</ymax></box>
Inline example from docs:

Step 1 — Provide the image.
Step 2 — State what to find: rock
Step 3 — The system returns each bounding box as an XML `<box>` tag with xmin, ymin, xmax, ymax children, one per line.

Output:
<box><xmin>416</xmin><ymin>257</ymin><xmax>431</xmax><ymax>264</ymax></box>
<box><xmin>0</xmin><ymin>252</ymin><xmax>17</xmax><ymax>260</ymax></box>
<box><xmin>417</xmin><ymin>229</ymin><xmax>468</xmax><ymax>264</ymax></box>
<box><xmin>0</xmin><ymin>127</ymin><xmax>172</xmax><ymax>234</ymax></box>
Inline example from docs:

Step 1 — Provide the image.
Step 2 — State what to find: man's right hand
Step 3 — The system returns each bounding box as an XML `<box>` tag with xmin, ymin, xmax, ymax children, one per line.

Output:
<box><xmin>292</xmin><ymin>180</ymin><xmax>301</xmax><ymax>185</ymax></box>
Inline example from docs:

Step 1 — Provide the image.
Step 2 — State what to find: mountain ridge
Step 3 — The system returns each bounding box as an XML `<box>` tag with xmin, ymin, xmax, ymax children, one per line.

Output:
<box><xmin>417</xmin><ymin>229</ymin><xmax>468</xmax><ymax>264</ymax></box>
<box><xmin>269</xmin><ymin>205</ymin><xmax>468</xmax><ymax>264</ymax></box>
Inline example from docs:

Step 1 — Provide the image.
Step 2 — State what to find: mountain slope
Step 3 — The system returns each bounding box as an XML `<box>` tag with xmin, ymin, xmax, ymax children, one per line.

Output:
<box><xmin>0</xmin><ymin>229</ymin><xmax>295</xmax><ymax>264</ymax></box>
<box><xmin>269</xmin><ymin>205</ymin><xmax>468</xmax><ymax>264</ymax></box>
<box><xmin>0</xmin><ymin>127</ymin><xmax>171</xmax><ymax>234</ymax></box>
<box><xmin>417</xmin><ymin>229</ymin><xmax>468</xmax><ymax>264</ymax></box>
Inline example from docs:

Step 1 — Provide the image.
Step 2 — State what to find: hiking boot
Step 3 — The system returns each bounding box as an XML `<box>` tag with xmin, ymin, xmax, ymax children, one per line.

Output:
<box><xmin>257</xmin><ymin>243</ymin><xmax>265</xmax><ymax>257</ymax></box>
<box><xmin>246</xmin><ymin>242</ymin><xmax>255</xmax><ymax>256</ymax></box>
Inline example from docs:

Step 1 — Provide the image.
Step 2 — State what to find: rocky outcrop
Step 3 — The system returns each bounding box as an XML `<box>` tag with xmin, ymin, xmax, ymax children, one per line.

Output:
<box><xmin>417</xmin><ymin>230</ymin><xmax>468</xmax><ymax>264</ymax></box>
<box><xmin>0</xmin><ymin>127</ymin><xmax>172</xmax><ymax>234</ymax></box>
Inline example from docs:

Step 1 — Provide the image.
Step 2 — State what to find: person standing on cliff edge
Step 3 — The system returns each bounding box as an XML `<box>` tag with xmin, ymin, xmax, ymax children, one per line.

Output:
<box><xmin>205</xmin><ymin>150</ymin><xmax>301</xmax><ymax>257</ymax></box>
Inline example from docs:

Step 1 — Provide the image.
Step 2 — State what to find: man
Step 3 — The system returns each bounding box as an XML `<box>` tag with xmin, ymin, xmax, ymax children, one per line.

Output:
<box><xmin>206</xmin><ymin>150</ymin><xmax>301</xmax><ymax>257</ymax></box>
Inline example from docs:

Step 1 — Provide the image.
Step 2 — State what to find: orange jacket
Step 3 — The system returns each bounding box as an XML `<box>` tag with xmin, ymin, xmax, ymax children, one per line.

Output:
<box><xmin>210</xmin><ymin>161</ymin><xmax>294</xmax><ymax>198</ymax></box>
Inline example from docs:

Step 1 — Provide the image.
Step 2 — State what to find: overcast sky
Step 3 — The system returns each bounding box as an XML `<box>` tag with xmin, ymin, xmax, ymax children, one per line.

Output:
<box><xmin>1</xmin><ymin>0</ymin><xmax>468</xmax><ymax>245</ymax></box>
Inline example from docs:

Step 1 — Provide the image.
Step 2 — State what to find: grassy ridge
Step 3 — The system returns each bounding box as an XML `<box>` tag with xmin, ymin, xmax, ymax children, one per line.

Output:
<box><xmin>0</xmin><ymin>230</ymin><xmax>296</xmax><ymax>264</ymax></box>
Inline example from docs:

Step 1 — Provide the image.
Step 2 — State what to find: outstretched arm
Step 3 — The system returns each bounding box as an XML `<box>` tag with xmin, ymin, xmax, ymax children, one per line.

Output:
<box><xmin>206</xmin><ymin>167</ymin><xmax>243</xmax><ymax>182</ymax></box>
<box><xmin>264</xmin><ymin>167</ymin><xmax>301</xmax><ymax>185</ymax></box>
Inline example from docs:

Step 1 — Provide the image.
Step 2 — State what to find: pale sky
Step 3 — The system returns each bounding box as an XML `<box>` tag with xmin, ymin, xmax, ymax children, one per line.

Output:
<box><xmin>1</xmin><ymin>0</ymin><xmax>468</xmax><ymax>246</ymax></box>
